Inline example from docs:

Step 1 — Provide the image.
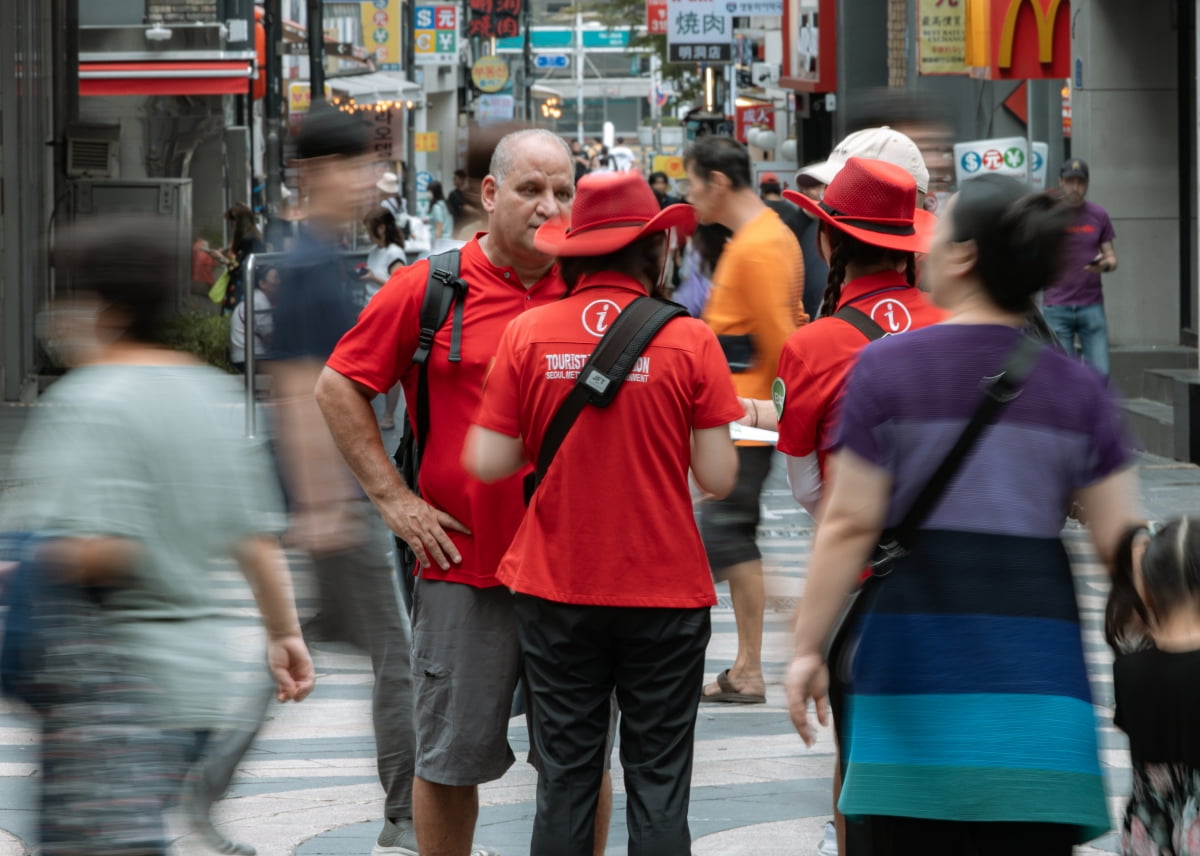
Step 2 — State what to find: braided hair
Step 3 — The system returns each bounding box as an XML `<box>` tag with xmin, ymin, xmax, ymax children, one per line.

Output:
<box><xmin>816</xmin><ymin>225</ymin><xmax>917</xmax><ymax>318</ymax></box>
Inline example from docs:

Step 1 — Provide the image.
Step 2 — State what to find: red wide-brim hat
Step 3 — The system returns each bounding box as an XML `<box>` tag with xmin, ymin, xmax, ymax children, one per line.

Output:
<box><xmin>535</xmin><ymin>171</ymin><xmax>697</xmax><ymax>257</ymax></box>
<box><xmin>783</xmin><ymin>156</ymin><xmax>936</xmax><ymax>254</ymax></box>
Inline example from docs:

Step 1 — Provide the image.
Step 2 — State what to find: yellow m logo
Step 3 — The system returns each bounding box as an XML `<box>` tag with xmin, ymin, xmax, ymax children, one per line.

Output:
<box><xmin>997</xmin><ymin>0</ymin><xmax>1065</xmax><ymax>68</ymax></box>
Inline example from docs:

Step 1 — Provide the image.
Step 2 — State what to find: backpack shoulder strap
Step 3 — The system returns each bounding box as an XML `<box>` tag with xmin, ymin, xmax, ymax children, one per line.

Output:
<box><xmin>833</xmin><ymin>304</ymin><xmax>887</xmax><ymax>342</ymax></box>
<box><xmin>414</xmin><ymin>249</ymin><xmax>467</xmax><ymax>366</ymax></box>
<box><xmin>526</xmin><ymin>297</ymin><xmax>687</xmax><ymax>500</ymax></box>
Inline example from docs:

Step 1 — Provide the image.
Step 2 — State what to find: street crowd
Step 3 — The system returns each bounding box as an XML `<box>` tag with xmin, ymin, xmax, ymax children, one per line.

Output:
<box><xmin>4</xmin><ymin>93</ymin><xmax>1199</xmax><ymax>856</ymax></box>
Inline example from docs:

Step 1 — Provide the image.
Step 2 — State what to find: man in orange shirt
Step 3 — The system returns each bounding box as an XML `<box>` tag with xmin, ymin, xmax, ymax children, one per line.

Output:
<box><xmin>686</xmin><ymin>135</ymin><xmax>807</xmax><ymax>703</ymax></box>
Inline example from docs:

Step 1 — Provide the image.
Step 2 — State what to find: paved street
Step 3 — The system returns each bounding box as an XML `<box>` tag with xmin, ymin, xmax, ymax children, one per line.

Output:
<box><xmin>2</xmin><ymin>403</ymin><xmax>1200</xmax><ymax>854</ymax></box>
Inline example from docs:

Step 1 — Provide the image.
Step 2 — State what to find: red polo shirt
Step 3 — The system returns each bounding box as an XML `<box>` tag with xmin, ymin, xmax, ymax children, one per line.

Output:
<box><xmin>474</xmin><ymin>273</ymin><xmax>744</xmax><ymax>607</ymax></box>
<box><xmin>327</xmin><ymin>237</ymin><xmax>567</xmax><ymax>588</ymax></box>
<box><xmin>775</xmin><ymin>271</ymin><xmax>944</xmax><ymax>474</ymax></box>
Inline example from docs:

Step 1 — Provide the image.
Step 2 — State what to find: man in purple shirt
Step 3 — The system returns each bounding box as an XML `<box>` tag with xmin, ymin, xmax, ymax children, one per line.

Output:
<box><xmin>1042</xmin><ymin>158</ymin><xmax>1118</xmax><ymax>375</ymax></box>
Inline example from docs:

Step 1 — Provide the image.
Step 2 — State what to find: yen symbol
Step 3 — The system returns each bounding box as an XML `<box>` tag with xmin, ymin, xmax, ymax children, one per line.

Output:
<box><xmin>1004</xmin><ymin>147</ymin><xmax>1025</xmax><ymax>169</ymax></box>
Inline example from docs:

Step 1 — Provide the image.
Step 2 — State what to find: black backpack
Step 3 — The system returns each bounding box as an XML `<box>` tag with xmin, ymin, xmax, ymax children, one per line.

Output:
<box><xmin>392</xmin><ymin>250</ymin><xmax>467</xmax><ymax>608</ymax></box>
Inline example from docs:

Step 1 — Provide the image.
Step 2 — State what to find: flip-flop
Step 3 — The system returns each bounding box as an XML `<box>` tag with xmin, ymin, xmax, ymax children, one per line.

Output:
<box><xmin>699</xmin><ymin>668</ymin><xmax>766</xmax><ymax>704</ymax></box>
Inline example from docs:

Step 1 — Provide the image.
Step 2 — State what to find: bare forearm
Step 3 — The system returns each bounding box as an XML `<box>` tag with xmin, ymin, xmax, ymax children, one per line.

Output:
<box><xmin>236</xmin><ymin>536</ymin><xmax>302</xmax><ymax>638</ymax></box>
<box><xmin>792</xmin><ymin>517</ymin><xmax>879</xmax><ymax>656</ymax></box>
<box><xmin>314</xmin><ymin>367</ymin><xmax>414</xmax><ymax>505</ymax></box>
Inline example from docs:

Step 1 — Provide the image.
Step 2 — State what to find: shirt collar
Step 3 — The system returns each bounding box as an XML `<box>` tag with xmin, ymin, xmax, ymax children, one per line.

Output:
<box><xmin>573</xmin><ymin>272</ymin><xmax>650</xmax><ymax>295</ymax></box>
<box><xmin>464</xmin><ymin>236</ymin><xmax>566</xmax><ymax>297</ymax></box>
<box><xmin>836</xmin><ymin>270</ymin><xmax>912</xmax><ymax>309</ymax></box>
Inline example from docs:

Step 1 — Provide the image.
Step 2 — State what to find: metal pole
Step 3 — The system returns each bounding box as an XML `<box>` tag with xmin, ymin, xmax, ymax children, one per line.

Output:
<box><xmin>243</xmin><ymin>254</ymin><xmax>258</xmax><ymax>438</ymax></box>
<box><xmin>575</xmin><ymin>9</ymin><xmax>584</xmax><ymax>144</ymax></box>
<box><xmin>650</xmin><ymin>53</ymin><xmax>662</xmax><ymax>154</ymax></box>
<box><xmin>1026</xmin><ymin>79</ymin><xmax>1035</xmax><ymax>187</ymax></box>
<box><xmin>265</xmin><ymin>0</ymin><xmax>283</xmax><ymax>213</ymax></box>
<box><xmin>404</xmin><ymin>0</ymin><xmax>417</xmax><ymax>216</ymax></box>
<box><xmin>307</xmin><ymin>0</ymin><xmax>324</xmax><ymax>98</ymax></box>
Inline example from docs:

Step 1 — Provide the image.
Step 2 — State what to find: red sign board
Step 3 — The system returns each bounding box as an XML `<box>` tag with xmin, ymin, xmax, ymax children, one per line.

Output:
<box><xmin>735</xmin><ymin>104</ymin><xmax>774</xmax><ymax>144</ymax></box>
<box><xmin>647</xmin><ymin>0</ymin><xmax>667</xmax><ymax>35</ymax></box>
<box><xmin>467</xmin><ymin>0</ymin><xmax>521</xmax><ymax>40</ymax></box>
<box><xmin>967</xmin><ymin>0</ymin><xmax>1070</xmax><ymax>81</ymax></box>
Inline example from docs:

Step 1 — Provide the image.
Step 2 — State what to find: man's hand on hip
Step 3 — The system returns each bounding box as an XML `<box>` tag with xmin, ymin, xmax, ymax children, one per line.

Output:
<box><xmin>383</xmin><ymin>491</ymin><xmax>470</xmax><ymax>570</ymax></box>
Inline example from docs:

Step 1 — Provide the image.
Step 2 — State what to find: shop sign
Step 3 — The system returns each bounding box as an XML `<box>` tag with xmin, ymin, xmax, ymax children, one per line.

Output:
<box><xmin>918</xmin><ymin>0</ymin><xmax>967</xmax><ymax>75</ymax></box>
<box><xmin>965</xmin><ymin>0</ymin><xmax>1069</xmax><ymax>80</ymax></box>
<box><xmin>666</xmin><ymin>0</ymin><xmax>733</xmax><ymax>63</ymax></box>
<box><xmin>360</xmin><ymin>0</ymin><xmax>402</xmax><ymax>71</ymax></box>
<box><xmin>471</xmin><ymin>56</ymin><xmax>509</xmax><ymax>93</ymax></box>
<box><xmin>414</xmin><ymin>5</ymin><xmax>459</xmax><ymax>66</ymax></box>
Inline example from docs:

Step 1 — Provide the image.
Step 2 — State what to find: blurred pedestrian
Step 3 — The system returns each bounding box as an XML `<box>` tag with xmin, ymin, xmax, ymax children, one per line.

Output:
<box><xmin>427</xmin><ymin>180</ymin><xmax>454</xmax><ymax>251</ymax></box>
<box><xmin>608</xmin><ymin>136</ymin><xmax>636</xmax><ymax>172</ymax></box>
<box><xmin>788</xmin><ymin>171</ymin><xmax>830</xmax><ymax>320</ymax></box>
<box><xmin>447</xmin><ymin>169</ymin><xmax>478</xmax><ymax>238</ymax></box>
<box><xmin>230</xmin><ymin>263</ymin><xmax>279</xmax><ymax>374</ymax></box>
<box><xmin>1106</xmin><ymin>518</ymin><xmax>1200</xmax><ymax>856</ymax></box>
<box><xmin>463</xmin><ymin>170</ymin><xmax>740</xmax><ymax>856</ymax></box>
<box><xmin>672</xmin><ymin>223</ymin><xmax>729</xmax><ymax>318</ymax></box>
<box><xmin>787</xmin><ymin>174</ymin><xmax>1138</xmax><ymax>854</ymax></box>
<box><xmin>362</xmin><ymin>206</ymin><xmax>408</xmax><ymax>301</ymax></box>
<box><xmin>270</xmin><ymin>102</ymin><xmax>421</xmax><ymax>856</ymax></box>
<box><xmin>316</xmin><ymin>127</ymin><xmax>617</xmax><ymax>856</ymax></box>
<box><xmin>1042</xmin><ymin>159</ymin><xmax>1118</xmax><ymax>376</ymax></box>
<box><xmin>9</xmin><ymin>215</ymin><xmax>313</xmax><ymax>856</ymax></box>
<box><xmin>648</xmin><ymin>171</ymin><xmax>680</xmax><ymax>208</ymax></box>
<box><xmin>222</xmin><ymin>203</ymin><xmax>266</xmax><ymax>313</ymax></box>
<box><xmin>685</xmin><ymin>136</ymin><xmax>805</xmax><ymax>706</ymax></box>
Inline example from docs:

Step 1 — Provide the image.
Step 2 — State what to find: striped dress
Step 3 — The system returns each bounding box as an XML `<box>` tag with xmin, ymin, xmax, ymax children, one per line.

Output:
<box><xmin>832</xmin><ymin>323</ymin><xmax>1128</xmax><ymax>843</ymax></box>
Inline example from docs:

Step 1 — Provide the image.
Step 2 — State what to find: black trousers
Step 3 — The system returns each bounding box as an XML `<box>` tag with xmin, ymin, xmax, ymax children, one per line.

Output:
<box><xmin>864</xmin><ymin>816</ymin><xmax>1077</xmax><ymax>856</ymax></box>
<box><xmin>513</xmin><ymin>595</ymin><xmax>710</xmax><ymax>856</ymax></box>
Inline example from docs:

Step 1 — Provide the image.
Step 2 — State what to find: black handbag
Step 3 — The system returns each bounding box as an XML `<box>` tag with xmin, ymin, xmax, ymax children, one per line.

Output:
<box><xmin>821</xmin><ymin>333</ymin><xmax>1044</xmax><ymax>664</ymax></box>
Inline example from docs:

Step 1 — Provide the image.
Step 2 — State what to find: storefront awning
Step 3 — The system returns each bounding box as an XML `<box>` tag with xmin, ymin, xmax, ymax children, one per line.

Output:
<box><xmin>326</xmin><ymin>72</ymin><xmax>421</xmax><ymax>107</ymax></box>
<box><xmin>79</xmin><ymin>60</ymin><xmax>254</xmax><ymax>96</ymax></box>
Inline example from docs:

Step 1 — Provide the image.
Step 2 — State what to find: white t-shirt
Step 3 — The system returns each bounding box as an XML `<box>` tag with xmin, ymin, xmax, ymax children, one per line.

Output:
<box><xmin>368</xmin><ymin>244</ymin><xmax>407</xmax><ymax>282</ymax></box>
<box><xmin>609</xmin><ymin>145</ymin><xmax>636</xmax><ymax>172</ymax></box>
<box><xmin>229</xmin><ymin>289</ymin><xmax>274</xmax><ymax>363</ymax></box>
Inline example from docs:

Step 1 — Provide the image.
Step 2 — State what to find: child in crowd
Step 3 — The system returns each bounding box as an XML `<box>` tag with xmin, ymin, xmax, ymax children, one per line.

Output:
<box><xmin>1106</xmin><ymin>517</ymin><xmax>1200</xmax><ymax>856</ymax></box>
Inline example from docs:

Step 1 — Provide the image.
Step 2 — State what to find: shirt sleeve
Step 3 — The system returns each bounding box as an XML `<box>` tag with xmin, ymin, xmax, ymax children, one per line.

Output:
<box><xmin>325</xmin><ymin>261</ymin><xmax>427</xmax><ymax>395</ymax></box>
<box><xmin>775</xmin><ymin>331</ymin><xmax>821</xmax><ymax>457</ymax></box>
<box><xmin>831</xmin><ymin>347</ymin><xmax>893</xmax><ymax>471</ymax></box>
<box><xmin>474</xmin><ymin>321</ymin><xmax>524</xmax><ymax>438</ymax></box>
<box><xmin>1079</xmin><ymin>373</ymin><xmax>1133</xmax><ymax>487</ymax></box>
<box><xmin>691</xmin><ymin>324</ymin><xmax>745</xmax><ymax>429</ymax></box>
<box><xmin>1099</xmin><ymin>210</ymin><xmax>1116</xmax><ymax>244</ymax></box>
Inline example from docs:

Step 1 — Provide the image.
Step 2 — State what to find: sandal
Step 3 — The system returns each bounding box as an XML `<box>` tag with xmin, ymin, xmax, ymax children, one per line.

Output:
<box><xmin>700</xmin><ymin>668</ymin><xmax>766</xmax><ymax>704</ymax></box>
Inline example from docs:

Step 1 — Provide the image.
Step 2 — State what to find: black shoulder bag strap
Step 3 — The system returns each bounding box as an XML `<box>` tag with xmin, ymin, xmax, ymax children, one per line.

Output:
<box><xmin>524</xmin><ymin>297</ymin><xmax>688</xmax><ymax>502</ymax></box>
<box><xmin>833</xmin><ymin>304</ymin><xmax>887</xmax><ymax>342</ymax></box>
<box><xmin>391</xmin><ymin>250</ymin><xmax>467</xmax><ymax>612</ymax></box>
<box><xmin>401</xmin><ymin>249</ymin><xmax>468</xmax><ymax>475</ymax></box>
<box><xmin>877</xmin><ymin>331</ymin><xmax>1044</xmax><ymax>564</ymax></box>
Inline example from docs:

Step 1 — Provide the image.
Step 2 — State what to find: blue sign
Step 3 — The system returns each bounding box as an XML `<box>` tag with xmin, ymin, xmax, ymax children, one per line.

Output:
<box><xmin>416</xmin><ymin>171</ymin><xmax>434</xmax><ymax>193</ymax></box>
<box><xmin>534</xmin><ymin>54</ymin><xmax>569</xmax><ymax>69</ymax></box>
<box><xmin>960</xmin><ymin>151</ymin><xmax>982</xmax><ymax>174</ymax></box>
<box><xmin>1032</xmin><ymin>149</ymin><xmax>1044</xmax><ymax>173</ymax></box>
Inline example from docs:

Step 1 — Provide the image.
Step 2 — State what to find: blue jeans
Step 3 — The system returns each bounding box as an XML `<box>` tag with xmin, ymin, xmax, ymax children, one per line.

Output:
<box><xmin>1043</xmin><ymin>303</ymin><xmax>1110</xmax><ymax>376</ymax></box>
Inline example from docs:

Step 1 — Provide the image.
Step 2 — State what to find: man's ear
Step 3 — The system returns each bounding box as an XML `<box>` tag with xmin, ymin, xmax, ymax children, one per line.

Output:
<box><xmin>946</xmin><ymin>238</ymin><xmax>978</xmax><ymax>279</ymax></box>
<box><xmin>480</xmin><ymin>175</ymin><xmax>498</xmax><ymax>215</ymax></box>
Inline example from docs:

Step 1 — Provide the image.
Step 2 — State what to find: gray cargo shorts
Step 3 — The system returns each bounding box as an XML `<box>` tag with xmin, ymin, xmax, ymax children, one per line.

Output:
<box><xmin>411</xmin><ymin>577</ymin><xmax>522</xmax><ymax>786</ymax></box>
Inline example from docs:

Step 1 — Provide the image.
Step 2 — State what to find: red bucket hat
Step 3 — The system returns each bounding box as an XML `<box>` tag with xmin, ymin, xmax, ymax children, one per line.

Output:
<box><xmin>783</xmin><ymin>157</ymin><xmax>936</xmax><ymax>254</ymax></box>
<box><xmin>535</xmin><ymin>171</ymin><xmax>696</xmax><ymax>257</ymax></box>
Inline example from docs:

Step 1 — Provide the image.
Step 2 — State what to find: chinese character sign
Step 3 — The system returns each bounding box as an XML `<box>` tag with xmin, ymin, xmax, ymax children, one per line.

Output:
<box><xmin>917</xmin><ymin>0</ymin><xmax>966</xmax><ymax>75</ymax></box>
<box><xmin>647</xmin><ymin>0</ymin><xmax>667</xmax><ymax>35</ymax></box>
<box><xmin>467</xmin><ymin>0</ymin><xmax>521</xmax><ymax>42</ymax></box>
<box><xmin>666</xmin><ymin>0</ymin><xmax>732</xmax><ymax>63</ymax></box>
<box><xmin>361</xmin><ymin>0</ymin><xmax>401</xmax><ymax>70</ymax></box>
<box><xmin>735</xmin><ymin>104</ymin><xmax>774</xmax><ymax>144</ymax></box>
<box><xmin>415</xmin><ymin>4</ymin><xmax>459</xmax><ymax>65</ymax></box>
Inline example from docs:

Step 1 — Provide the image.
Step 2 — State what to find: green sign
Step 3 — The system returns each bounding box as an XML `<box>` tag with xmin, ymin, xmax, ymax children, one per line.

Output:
<box><xmin>496</xmin><ymin>27</ymin><xmax>632</xmax><ymax>51</ymax></box>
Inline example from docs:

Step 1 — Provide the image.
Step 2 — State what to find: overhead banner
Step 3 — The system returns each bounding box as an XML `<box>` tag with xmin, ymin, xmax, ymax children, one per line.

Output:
<box><xmin>361</xmin><ymin>0</ymin><xmax>401</xmax><ymax>71</ymax></box>
<box><xmin>414</xmin><ymin>4</ymin><xmax>459</xmax><ymax>65</ymax></box>
<box><xmin>917</xmin><ymin>0</ymin><xmax>967</xmax><ymax>75</ymax></box>
<box><xmin>666</xmin><ymin>0</ymin><xmax>733</xmax><ymax>63</ymax></box>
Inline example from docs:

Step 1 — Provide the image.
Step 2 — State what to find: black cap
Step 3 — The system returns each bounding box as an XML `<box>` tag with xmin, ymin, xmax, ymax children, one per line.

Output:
<box><xmin>295</xmin><ymin>100</ymin><xmax>369</xmax><ymax>161</ymax></box>
<box><xmin>1060</xmin><ymin>158</ymin><xmax>1089</xmax><ymax>181</ymax></box>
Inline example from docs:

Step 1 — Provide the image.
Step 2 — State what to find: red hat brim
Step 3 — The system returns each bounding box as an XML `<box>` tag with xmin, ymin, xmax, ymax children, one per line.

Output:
<box><xmin>534</xmin><ymin>203</ymin><xmax>697</xmax><ymax>257</ymax></box>
<box><xmin>783</xmin><ymin>189</ymin><xmax>937</xmax><ymax>254</ymax></box>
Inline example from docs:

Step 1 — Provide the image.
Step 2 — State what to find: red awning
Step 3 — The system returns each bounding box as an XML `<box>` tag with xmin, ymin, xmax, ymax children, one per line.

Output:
<box><xmin>79</xmin><ymin>61</ymin><xmax>254</xmax><ymax>96</ymax></box>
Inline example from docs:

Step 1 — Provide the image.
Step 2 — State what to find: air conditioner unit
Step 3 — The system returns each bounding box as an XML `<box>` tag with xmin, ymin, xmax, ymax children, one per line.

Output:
<box><xmin>65</xmin><ymin>123</ymin><xmax>120</xmax><ymax>178</ymax></box>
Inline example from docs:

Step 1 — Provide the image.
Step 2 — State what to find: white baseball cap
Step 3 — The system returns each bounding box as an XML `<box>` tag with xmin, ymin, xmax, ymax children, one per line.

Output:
<box><xmin>376</xmin><ymin>172</ymin><xmax>400</xmax><ymax>195</ymax></box>
<box><xmin>796</xmin><ymin>126</ymin><xmax>929</xmax><ymax>194</ymax></box>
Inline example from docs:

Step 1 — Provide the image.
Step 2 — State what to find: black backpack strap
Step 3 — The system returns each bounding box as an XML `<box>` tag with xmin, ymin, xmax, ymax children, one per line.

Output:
<box><xmin>417</xmin><ymin>250</ymin><xmax>468</xmax><ymax>366</ymax></box>
<box><xmin>525</xmin><ymin>297</ymin><xmax>687</xmax><ymax>501</ymax></box>
<box><xmin>833</xmin><ymin>304</ymin><xmax>887</xmax><ymax>342</ymax></box>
